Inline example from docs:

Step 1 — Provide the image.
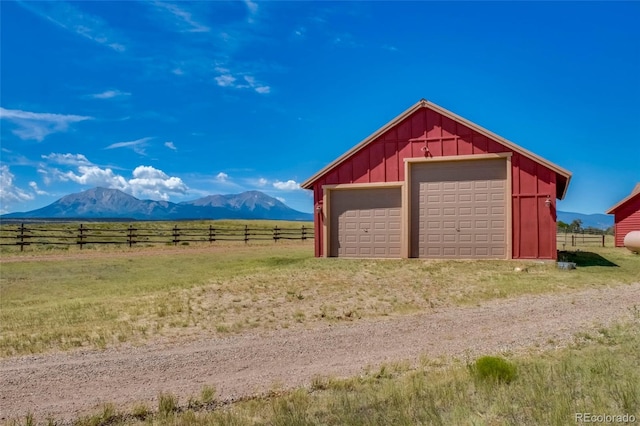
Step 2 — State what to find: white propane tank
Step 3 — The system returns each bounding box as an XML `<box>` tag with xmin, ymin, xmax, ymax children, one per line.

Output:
<box><xmin>623</xmin><ymin>231</ymin><xmax>640</xmax><ymax>253</ymax></box>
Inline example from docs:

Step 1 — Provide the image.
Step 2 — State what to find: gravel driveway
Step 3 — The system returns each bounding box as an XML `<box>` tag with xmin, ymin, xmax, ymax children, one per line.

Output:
<box><xmin>1</xmin><ymin>282</ymin><xmax>639</xmax><ymax>423</ymax></box>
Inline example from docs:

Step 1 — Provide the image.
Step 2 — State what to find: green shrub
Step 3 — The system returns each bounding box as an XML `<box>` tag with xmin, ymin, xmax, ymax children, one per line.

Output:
<box><xmin>131</xmin><ymin>403</ymin><xmax>150</xmax><ymax>419</ymax></box>
<box><xmin>473</xmin><ymin>356</ymin><xmax>517</xmax><ymax>384</ymax></box>
<box><xmin>158</xmin><ymin>392</ymin><xmax>178</xmax><ymax>416</ymax></box>
<box><xmin>200</xmin><ymin>385</ymin><xmax>216</xmax><ymax>404</ymax></box>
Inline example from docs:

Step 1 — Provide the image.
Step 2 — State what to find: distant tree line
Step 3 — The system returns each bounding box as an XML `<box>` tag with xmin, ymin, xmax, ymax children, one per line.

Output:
<box><xmin>557</xmin><ymin>219</ymin><xmax>613</xmax><ymax>235</ymax></box>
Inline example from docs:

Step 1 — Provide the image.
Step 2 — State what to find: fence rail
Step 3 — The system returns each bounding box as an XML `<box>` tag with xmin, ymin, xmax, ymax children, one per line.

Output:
<box><xmin>0</xmin><ymin>223</ymin><xmax>312</xmax><ymax>251</ymax></box>
<box><xmin>556</xmin><ymin>231</ymin><xmax>609</xmax><ymax>249</ymax></box>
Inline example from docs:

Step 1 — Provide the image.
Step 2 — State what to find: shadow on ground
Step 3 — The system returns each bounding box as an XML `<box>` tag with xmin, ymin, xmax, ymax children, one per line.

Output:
<box><xmin>558</xmin><ymin>251</ymin><xmax>618</xmax><ymax>267</ymax></box>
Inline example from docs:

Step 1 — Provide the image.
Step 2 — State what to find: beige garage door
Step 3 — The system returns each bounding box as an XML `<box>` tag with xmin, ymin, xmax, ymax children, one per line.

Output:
<box><xmin>411</xmin><ymin>159</ymin><xmax>507</xmax><ymax>259</ymax></box>
<box><xmin>330</xmin><ymin>187</ymin><xmax>401</xmax><ymax>258</ymax></box>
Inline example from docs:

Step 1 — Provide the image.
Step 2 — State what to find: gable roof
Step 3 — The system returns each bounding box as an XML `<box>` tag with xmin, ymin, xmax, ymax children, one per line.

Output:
<box><xmin>606</xmin><ymin>183</ymin><xmax>640</xmax><ymax>214</ymax></box>
<box><xmin>301</xmin><ymin>99</ymin><xmax>572</xmax><ymax>199</ymax></box>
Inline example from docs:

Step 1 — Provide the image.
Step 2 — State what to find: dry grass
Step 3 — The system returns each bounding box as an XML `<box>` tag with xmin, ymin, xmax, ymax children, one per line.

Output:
<box><xmin>1</xmin><ymin>240</ymin><xmax>638</xmax><ymax>357</ymax></box>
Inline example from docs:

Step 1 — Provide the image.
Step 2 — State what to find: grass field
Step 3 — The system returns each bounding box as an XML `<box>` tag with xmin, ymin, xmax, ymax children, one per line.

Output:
<box><xmin>1</xmin><ymin>234</ymin><xmax>639</xmax><ymax>358</ymax></box>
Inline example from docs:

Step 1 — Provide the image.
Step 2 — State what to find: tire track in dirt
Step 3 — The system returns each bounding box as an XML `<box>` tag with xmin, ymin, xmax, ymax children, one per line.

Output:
<box><xmin>1</xmin><ymin>283</ymin><xmax>639</xmax><ymax>423</ymax></box>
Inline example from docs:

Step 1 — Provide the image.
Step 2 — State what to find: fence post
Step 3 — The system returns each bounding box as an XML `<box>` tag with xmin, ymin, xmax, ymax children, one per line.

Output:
<box><xmin>78</xmin><ymin>223</ymin><xmax>85</xmax><ymax>249</ymax></box>
<box><xmin>19</xmin><ymin>223</ymin><xmax>25</xmax><ymax>252</ymax></box>
<box><xmin>274</xmin><ymin>226</ymin><xmax>279</xmax><ymax>242</ymax></box>
<box><xmin>209</xmin><ymin>225</ymin><xmax>215</xmax><ymax>243</ymax></box>
<box><xmin>173</xmin><ymin>225</ymin><xmax>179</xmax><ymax>246</ymax></box>
<box><xmin>244</xmin><ymin>225</ymin><xmax>249</xmax><ymax>244</ymax></box>
<box><xmin>602</xmin><ymin>234</ymin><xmax>605</xmax><ymax>247</ymax></box>
<box><xmin>128</xmin><ymin>225</ymin><xmax>136</xmax><ymax>248</ymax></box>
<box><xmin>302</xmin><ymin>225</ymin><xmax>306</xmax><ymax>241</ymax></box>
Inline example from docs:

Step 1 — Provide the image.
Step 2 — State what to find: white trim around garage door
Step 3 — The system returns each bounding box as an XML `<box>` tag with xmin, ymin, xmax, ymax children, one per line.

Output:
<box><xmin>322</xmin><ymin>182</ymin><xmax>404</xmax><ymax>258</ymax></box>
<box><xmin>320</xmin><ymin>153</ymin><xmax>513</xmax><ymax>259</ymax></box>
<box><xmin>403</xmin><ymin>153</ymin><xmax>513</xmax><ymax>259</ymax></box>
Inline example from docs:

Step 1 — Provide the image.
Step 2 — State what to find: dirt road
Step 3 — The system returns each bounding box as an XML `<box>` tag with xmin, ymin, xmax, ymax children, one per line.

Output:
<box><xmin>1</xmin><ymin>283</ymin><xmax>639</xmax><ymax>423</ymax></box>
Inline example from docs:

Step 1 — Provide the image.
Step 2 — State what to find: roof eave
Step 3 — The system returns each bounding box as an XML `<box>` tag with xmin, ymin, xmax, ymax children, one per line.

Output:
<box><xmin>559</xmin><ymin>175</ymin><xmax>571</xmax><ymax>201</ymax></box>
<box><xmin>606</xmin><ymin>191</ymin><xmax>640</xmax><ymax>214</ymax></box>
<box><xmin>423</xmin><ymin>100</ymin><xmax>573</xmax><ymax>199</ymax></box>
<box><xmin>301</xmin><ymin>99</ymin><xmax>426</xmax><ymax>189</ymax></box>
<box><xmin>302</xmin><ymin>99</ymin><xmax>573</xmax><ymax>199</ymax></box>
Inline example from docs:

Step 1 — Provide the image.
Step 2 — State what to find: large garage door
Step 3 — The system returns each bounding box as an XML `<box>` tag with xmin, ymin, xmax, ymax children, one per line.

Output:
<box><xmin>330</xmin><ymin>187</ymin><xmax>401</xmax><ymax>258</ymax></box>
<box><xmin>411</xmin><ymin>159</ymin><xmax>507</xmax><ymax>259</ymax></box>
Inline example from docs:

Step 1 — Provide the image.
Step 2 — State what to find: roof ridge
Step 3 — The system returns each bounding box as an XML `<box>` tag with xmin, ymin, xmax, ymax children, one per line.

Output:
<box><xmin>606</xmin><ymin>183</ymin><xmax>640</xmax><ymax>214</ymax></box>
<box><xmin>301</xmin><ymin>99</ymin><xmax>572</xmax><ymax>199</ymax></box>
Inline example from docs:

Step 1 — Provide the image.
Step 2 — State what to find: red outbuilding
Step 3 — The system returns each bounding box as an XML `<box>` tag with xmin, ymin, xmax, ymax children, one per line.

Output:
<box><xmin>606</xmin><ymin>183</ymin><xmax>640</xmax><ymax>247</ymax></box>
<box><xmin>301</xmin><ymin>99</ymin><xmax>572</xmax><ymax>260</ymax></box>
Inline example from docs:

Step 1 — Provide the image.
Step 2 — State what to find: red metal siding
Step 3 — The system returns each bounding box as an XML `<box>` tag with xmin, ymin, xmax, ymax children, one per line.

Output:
<box><xmin>311</xmin><ymin>106</ymin><xmax>559</xmax><ymax>259</ymax></box>
<box><xmin>370</xmin><ymin>142</ymin><xmax>385</xmax><ymax>182</ymax></box>
<box><xmin>511</xmin><ymin>154</ymin><xmax>557</xmax><ymax>259</ymax></box>
<box><xmin>613</xmin><ymin>194</ymin><xmax>640</xmax><ymax>247</ymax></box>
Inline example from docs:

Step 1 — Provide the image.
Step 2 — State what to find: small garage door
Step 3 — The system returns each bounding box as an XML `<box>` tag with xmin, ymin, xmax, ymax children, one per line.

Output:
<box><xmin>330</xmin><ymin>187</ymin><xmax>401</xmax><ymax>258</ymax></box>
<box><xmin>411</xmin><ymin>158</ymin><xmax>507</xmax><ymax>259</ymax></box>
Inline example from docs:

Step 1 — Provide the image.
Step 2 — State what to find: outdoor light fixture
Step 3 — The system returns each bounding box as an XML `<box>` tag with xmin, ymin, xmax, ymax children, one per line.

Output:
<box><xmin>545</xmin><ymin>196</ymin><xmax>552</xmax><ymax>208</ymax></box>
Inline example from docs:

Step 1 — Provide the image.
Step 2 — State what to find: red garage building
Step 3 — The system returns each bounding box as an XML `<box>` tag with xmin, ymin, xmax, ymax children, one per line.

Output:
<box><xmin>301</xmin><ymin>99</ymin><xmax>572</xmax><ymax>260</ymax></box>
<box><xmin>606</xmin><ymin>183</ymin><xmax>640</xmax><ymax>247</ymax></box>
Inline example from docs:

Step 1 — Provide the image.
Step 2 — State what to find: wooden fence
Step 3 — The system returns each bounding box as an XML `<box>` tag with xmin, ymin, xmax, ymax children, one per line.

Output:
<box><xmin>0</xmin><ymin>223</ymin><xmax>313</xmax><ymax>251</ymax></box>
<box><xmin>556</xmin><ymin>231</ymin><xmax>609</xmax><ymax>249</ymax></box>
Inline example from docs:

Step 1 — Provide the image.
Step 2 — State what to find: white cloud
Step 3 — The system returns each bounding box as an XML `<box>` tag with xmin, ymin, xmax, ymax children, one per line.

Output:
<box><xmin>56</xmin><ymin>163</ymin><xmax>188</xmax><ymax>201</ymax></box>
<box><xmin>214</xmin><ymin>67</ymin><xmax>270</xmax><ymax>95</ymax></box>
<box><xmin>151</xmin><ymin>1</ymin><xmax>210</xmax><ymax>33</ymax></box>
<box><xmin>29</xmin><ymin>181</ymin><xmax>48</xmax><ymax>195</ymax></box>
<box><xmin>129</xmin><ymin>165</ymin><xmax>188</xmax><ymax>200</ymax></box>
<box><xmin>244</xmin><ymin>0</ymin><xmax>259</xmax><ymax>18</ymax></box>
<box><xmin>132</xmin><ymin>166</ymin><xmax>168</xmax><ymax>180</ymax></box>
<box><xmin>255</xmin><ymin>86</ymin><xmax>271</xmax><ymax>94</ymax></box>
<box><xmin>216</xmin><ymin>172</ymin><xmax>229</xmax><ymax>182</ymax></box>
<box><xmin>89</xmin><ymin>89</ymin><xmax>131</xmax><ymax>99</ymax></box>
<box><xmin>294</xmin><ymin>26</ymin><xmax>306</xmax><ymax>38</ymax></box>
<box><xmin>0</xmin><ymin>166</ymin><xmax>34</xmax><ymax>211</ymax></box>
<box><xmin>257</xmin><ymin>178</ymin><xmax>268</xmax><ymax>187</ymax></box>
<box><xmin>41</xmin><ymin>153</ymin><xmax>92</xmax><ymax>166</ymax></box>
<box><xmin>0</xmin><ymin>107</ymin><xmax>92</xmax><ymax>142</ymax></box>
<box><xmin>273</xmin><ymin>180</ymin><xmax>301</xmax><ymax>191</ymax></box>
<box><xmin>244</xmin><ymin>75</ymin><xmax>271</xmax><ymax>94</ymax></box>
<box><xmin>164</xmin><ymin>141</ymin><xmax>177</xmax><ymax>150</ymax></box>
<box><xmin>105</xmin><ymin>137</ymin><xmax>153</xmax><ymax>155</ymax></box>
<box><xmin>40</xmin><ymin>153</ymin><xmax>92</xmax><ymax>187</ymax></box>
<box><xmin>60</xmin><ymin>165</ymin><xmax>130</xmax><ymax>191</ymax></box>
<box><xmin>215</xmin><ymin>74</ymin><xmax>237</xmax><ymax>87</ymax></box>
<box><xmin>18</xmin><ymin>1</ymin><xmax>127</xmax><ymax>52</ymax></box>
<box><xmin>38</xmin><ymin>168</ymin><xmax>52</xmax><ymax>185</ymax></box>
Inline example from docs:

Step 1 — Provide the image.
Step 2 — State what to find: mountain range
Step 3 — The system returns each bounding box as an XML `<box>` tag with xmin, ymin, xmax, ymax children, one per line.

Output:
<box><xmin>0</xmin><ymin>187</ymin><xmax>313</xmax><ymax>221</ymax></box>
<box><xmin>1</xmin><ymin>187</ymin><xmax>614</xmax><ymax>229</ymax></box>
<box><xmin>556</xmin><ymin>211</ymin><xmax>613</xmax><ymax>230</ymax></box>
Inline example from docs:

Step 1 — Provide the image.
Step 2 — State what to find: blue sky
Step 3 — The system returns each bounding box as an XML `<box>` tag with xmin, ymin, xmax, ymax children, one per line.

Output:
<box><xmin>1</xmin><ymin>1</ymin><xmax>638</xmax><ymax>215</ymax></box>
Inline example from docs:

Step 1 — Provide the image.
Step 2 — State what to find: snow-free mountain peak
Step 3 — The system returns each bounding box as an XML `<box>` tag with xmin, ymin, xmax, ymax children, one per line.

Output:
<box><xmin>1</xmin><ymin>188</ymin><xmax>312</xmax><ymax>221</ymax></box>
